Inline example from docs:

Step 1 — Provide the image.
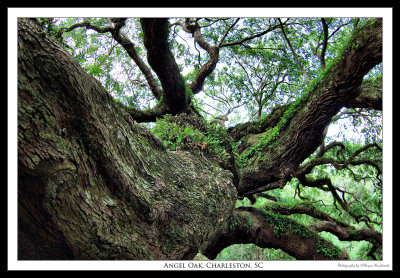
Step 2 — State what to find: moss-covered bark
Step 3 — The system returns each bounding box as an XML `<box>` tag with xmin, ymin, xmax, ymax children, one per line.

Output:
<box><xmin>202</xmin><ymin>207</ymin><xmax>348</xmax><ymax>260</ymax></box>
<box><xmin>236</xmin><ymin>19</ymin><xmax>382</xmax><ymax>196</ymax></box>
<box><xmin>18</xmin><ymin>18</ymin><xmax>237</xmax><ymax>260</ymax></box>
<box><xmin>17</xmin><ymin>17</ymin><xmax>382</xmax><ymax>261</ymax></box>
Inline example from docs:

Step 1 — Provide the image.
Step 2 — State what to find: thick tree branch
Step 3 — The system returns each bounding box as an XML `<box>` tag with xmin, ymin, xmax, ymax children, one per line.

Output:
<box><xmin>58</xmin><ymin>19</ymin><xmax>163</xmax><ymax>100</ymax></box>
<box><xmin>227</xmin><ymin>104</ymin><xmax>289</xmax><ymax>141</ymax></box>
<box><xmin>263</xmin><ymin>200</ymin><xmax>381</xmax><ymax>249</ymax></box>
<box><xmin>319</xmin><ymin>18</ymin><xmax>329</xmax><ymax>70</ymax></box>
<box><xmin>237</xmin><ymin>19</ymin><xmax>382</xmax><ymax>196</ymax></box>
<box><xmin>308</xmin><ymin>221</ymin><xmax>382</xmax><ymax>247</ymax></box>
<box><xmin>140</xmin><ymin>18</ymin><xmax>189</xmax><ymax>115</ymax></box>
<box><xmin>179</xmin><ymin>19</ymin><xmax>220</xmax><ymax>95</ymax></box>
<box><xmin>58</xmin><ymin>18</ymin><xmax>200</xmax><ymax>122</ymax></box>
<box><xmin>57</xmin><ymin>21</ymin><xmax>113</xmax><ymax>34</ymax></box>
<box><xmin>346</xmin><ymin>75</ymin><xmax>382</xmax><ymax>110</ymax></box>
<box><xmin>124</xmin><ymin>104</ymin><xmax>167</xmax><ymax>123</ymax></box>
<box><xmin>202</xmin><ymin>207</ymin><xmax>348</xmax><ymax>260</ymax></box>
<box><xmin>264</xmin><ymin>202</ymin><xmax>340</xmax><ymax>224</ymax></box>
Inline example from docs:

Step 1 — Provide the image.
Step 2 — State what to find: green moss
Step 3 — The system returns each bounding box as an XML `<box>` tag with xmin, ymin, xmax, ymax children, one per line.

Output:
<box><xmin>263</xmin><ymin>211</ymin><xmax>313</xmax><ymax>239</ymax></box>
<box><xmin>264</xmin><ymin>212</ymin><xmax>289</xmax><ymax>238</ymax></box>
<box><xmin>263</xmin><ymin>210</ymin><xmax>342</xmax><ymax>259</ymax></box>
<box><xmin>237</xmin><ymin>21</ymin><xmax>382</xmax><ymax>168</ymax></box>
<box><xmin>151</xmin><ymin>114</ymin><xmax>234</xmax><ymax>167</ymax></box>
<box><xmin>348</xmin><ymin>229</ymin><xmax>360</xmax><ymax>238</ymax></box>
<box><xmin>185</xmin><ymin>85</ymin><xmax>193</xmax><ymax>98</ymax></box>
<box><xmin>316</xmin><ymin>238</ymin><xmax>342</xmax><ymax>259</ymax></box>
<box><xmin>165</xmin><ymin>237</ymin><xmax>176</xmax><ymax>251</ymax></box>
<box><xmin>238</xmin><ymin>93</ymin><xmax>307</xmax><ymax>166</ymax></box>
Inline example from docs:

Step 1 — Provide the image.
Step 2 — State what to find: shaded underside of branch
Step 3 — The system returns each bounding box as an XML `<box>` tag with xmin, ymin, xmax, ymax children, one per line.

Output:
<box><xmin>308</xmin><ymin>221</ymin><xmax>382</xmax><ymax>246</ymax></box>
<box><xmin>236</xmin><ymin>19</ymin><xmax>382</xmax><ymax>196</ymax></box>
<box><xmin>264</xmin><ymin>202</ymin><xmax>382</xmax><ymax>248</ymax></box>
<box><xmin>346</xmin><ymin>76</ymin><xmax>382</xmax><ymax>110</ymax></box>
<box><xmin>202</xmin><ymin>206</ymin><xmax>348</xmax><ymax>260</ymax></box>
<box><xmin>18</xmin><ymin>18</ymin><xmax>238</xmax><ymax>260</ymax></box>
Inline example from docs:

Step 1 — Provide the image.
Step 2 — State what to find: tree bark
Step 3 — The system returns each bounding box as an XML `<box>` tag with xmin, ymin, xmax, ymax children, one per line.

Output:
<box><xmin>237</xmin><ymin>19</ymin><xmax>382</xmax><ymax>196</ymax></box>
<box><xmin>17</xmin><ymin>17</ymin><xmax>382</xmax><ymax>261</ymax></box>
<box><xmin>140</xmin><ymin>18</ymin><xmax>190</xmax><ymax>114</ymax></box>
<box><xmin>202</xmin><ymin>207</ymin><xmax>348</xmax><ymax>260</ymax></box>
<box><xmin>18</xmin><ymin>18</ymin><xmax>237</xmax><ymax>260</ymax></box>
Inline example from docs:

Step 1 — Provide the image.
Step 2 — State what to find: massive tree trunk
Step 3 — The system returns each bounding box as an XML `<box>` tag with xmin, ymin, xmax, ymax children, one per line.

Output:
<box><xmin>17</xmin><ymin>17</ymin><xmax>382</xmax><ymax>261</ymax></box>
<box><xmin>18</xmin><ymin>18</ymin><xmax>237</xmax><ymax>260</ymax></box>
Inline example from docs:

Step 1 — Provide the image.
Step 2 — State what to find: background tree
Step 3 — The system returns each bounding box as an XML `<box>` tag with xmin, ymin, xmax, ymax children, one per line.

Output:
<box><xmin>17</xmin><ymin>16</ymin><xmax>383</xmax><ymax>260</ymax></box>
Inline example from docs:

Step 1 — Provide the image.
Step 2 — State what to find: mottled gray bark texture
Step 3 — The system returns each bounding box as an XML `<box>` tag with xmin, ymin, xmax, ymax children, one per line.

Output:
<box><xmin>18</xmin><ymin>18</ymin><xmax>236</xmax><ymax>260</ymax></box>
<box><xmin>202</xmin><ymin>207</ymin><xmax>349</xmax><ymax>260</ymax></box>
<box><xmin>17</xmin><ymin>17</ymin><xmax>382</xmax><ymax>261</ymax></box>
<box><xmin>236</xmin><ymin>19</ymin><xmax>382</xmax><ymax>196</ymax></box>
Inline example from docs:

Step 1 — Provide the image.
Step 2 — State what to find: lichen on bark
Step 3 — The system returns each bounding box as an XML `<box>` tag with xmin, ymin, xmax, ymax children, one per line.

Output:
<box><xmin>17</xmin><ymin>17</ymin><xmax>382</xmax><ymax>261</ymax></box>
<box><xmin>17</xmin><ymin>18</ymin><xmax>237</xmax><ymax>260</ymax></box>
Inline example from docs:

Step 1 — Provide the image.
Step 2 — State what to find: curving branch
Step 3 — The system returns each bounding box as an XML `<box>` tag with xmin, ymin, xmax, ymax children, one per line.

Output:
<box><xmin>294</xmin><ymin>174</ymin><xmax>381</xmax><ymax>228</ymax></box>
<box><xmin>140</xmin><ymin>18</ymin><xmax>190</xmax><ymax>115</ymax></box>
<box><xmin>295</xmin><ymin>143</ymin><xmax>382</xmax><ymax>183</ymax></box>
<box><xmin>278</xmin><ymin>18</ymin><xmax>311</xmax><ymax>84</ymax></box>
<box><xmin>57</xmin><ymin>18</ymin><xmax>163</xmax><ymax>100</ymax></box>
<box><xmin>237</xmin><ymin>19</ymin><xmax>382</xmax><ymax>196</ymax></box>
<box><xmin>202</xmin><ymin>206</ymin><xmax>348</xmax><ymax>260</ymax></box>
<box><xmin>176</xmin><ymin>18</ymin><xmax>284</xmax><ymax>95</ymax></box>
<box><xmin>346</xmin><ymin>75</ymin><xmax>382</xmax><ymax>110</ymax></box>
<box><xmin>179</xmin><ymin>18</ymin><xmax>220</xmax><ymax>95</ymax></box>
<box><xmin>308</xmin><ymin>221</ymin><xmax>382</xmax><ymax>246</ymax></box>
<box><xmin>110</xmin><ymin>19</ymin><xmax>163</xmax><ymax>100</ymax></box>
<box><xmin>264</xmin><ymin>202</ymin><xmax>382</xmax><ymax>248</ymax></box>
<box><xmin>56</xmin><ymin>18</ymin><xmax>195</xmax><ymax>122</ymax></box>
<box><xmin>218</xmin><ymin>19</ymin><xmax>282</xmax><ymax>48</ymax></box>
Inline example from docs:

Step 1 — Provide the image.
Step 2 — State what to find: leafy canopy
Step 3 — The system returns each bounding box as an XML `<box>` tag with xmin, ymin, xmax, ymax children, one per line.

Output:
<box><xmin>38</xmin><ymin>17</ymin><xmax>383</xmax><ymax>260</ymax></box>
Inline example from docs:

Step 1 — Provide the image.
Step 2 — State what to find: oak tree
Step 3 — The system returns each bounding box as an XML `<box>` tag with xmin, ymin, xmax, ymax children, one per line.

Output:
<box><xmin>17</xmin><ymin>17</ymin><xmax>383</xmax><ymax>260</ymax></box>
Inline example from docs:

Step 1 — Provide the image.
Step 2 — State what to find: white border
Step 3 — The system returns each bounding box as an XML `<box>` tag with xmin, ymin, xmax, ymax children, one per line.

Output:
<box><xmin>8</xmin><ymin>7</ymin><xmax>392</xmax><ymax>271</ymax></box>
<box><xmin>7</xmin><ymin>7</ymin><xmax>391</xmax><ymax>18</ymax></box>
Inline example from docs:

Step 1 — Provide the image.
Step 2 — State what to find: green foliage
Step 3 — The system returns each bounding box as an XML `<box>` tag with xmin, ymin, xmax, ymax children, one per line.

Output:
<box><xmin>238</xmin><ymin>93</ymin><xmax>307</xmax><ymax>166</ymax></box>
<box><xmin>263</xmin><ymin>211</ymin><xmax>313</xmax><ymax>239</ymax></box>
<box><xmin>216</xmin><ymin>244</ymin><xmax>295</xmax><ymax>260</ymax></box>
<box><xmin>46</xmin><ymin>17</ymin><xmax>382</xmax><ymax>261</ymax></box>
<box><xmin>315</xmin><ymin>237</ymin><xmax>342</xmax><ymax>259</ymax></box>
<box><xmin>52</xmin><ymin>18</ymin><xmax>157</xmax><ymax>111</ymax></box>
<box><xmin>152</xmin><ymin>117</ymin><xmax>199</xmax><ymax>151</ymax></box>
<box><xmin>151</xmin><ymin>115</ymin><xmax>232</xmax><ymax>166</ymax></box>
